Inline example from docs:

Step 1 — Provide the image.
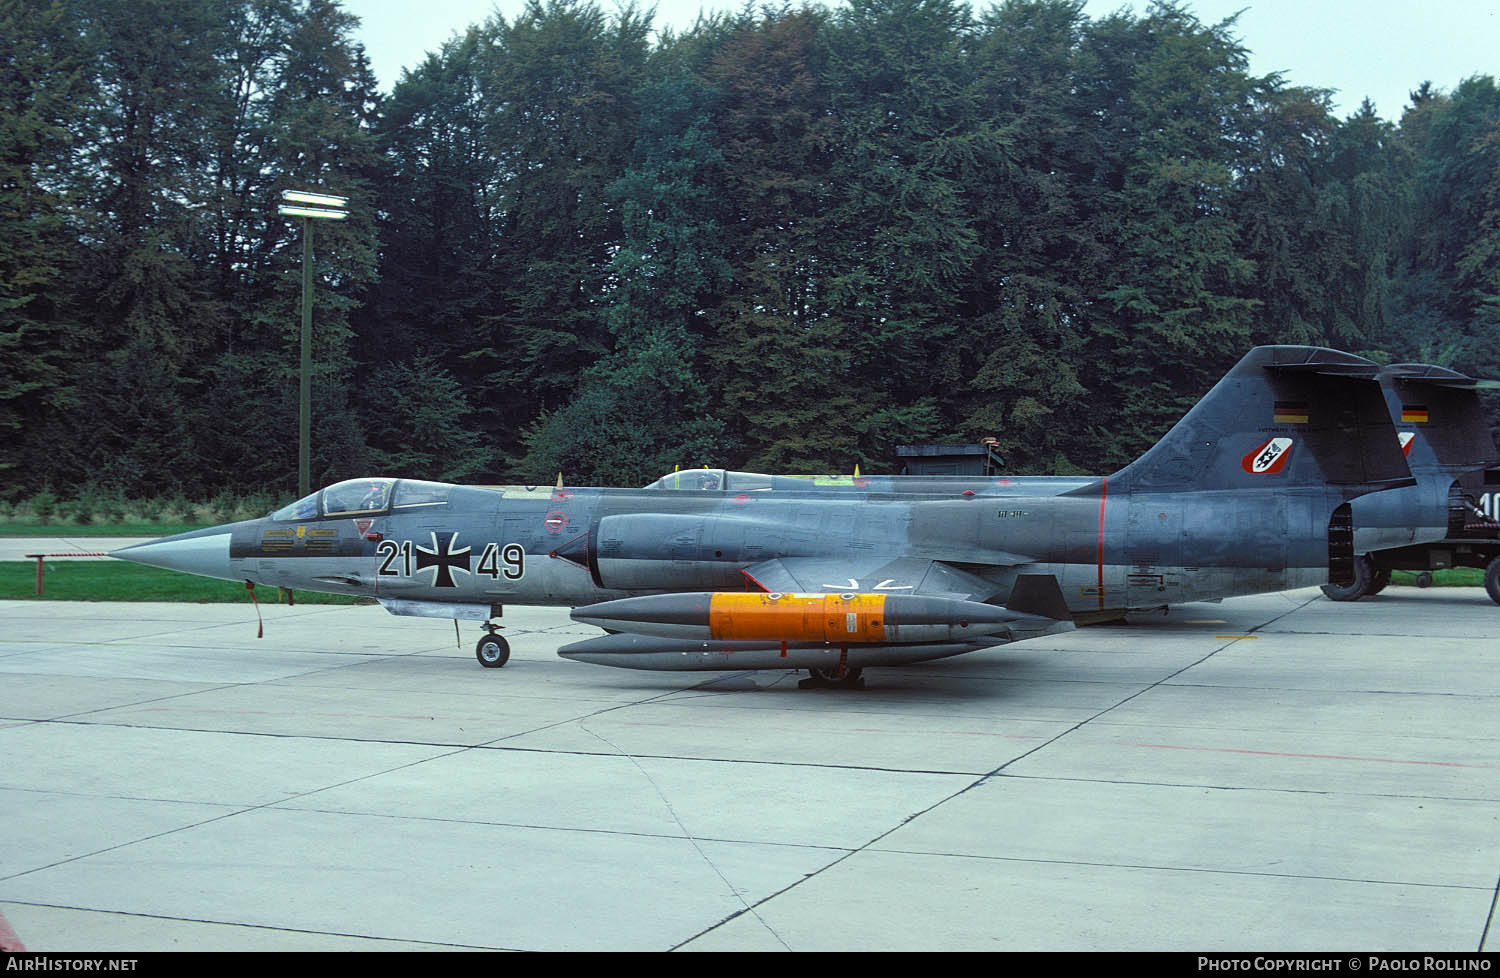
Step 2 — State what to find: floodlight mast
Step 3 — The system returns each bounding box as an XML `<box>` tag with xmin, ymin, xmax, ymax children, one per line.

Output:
<box><xmin>277</xmin><ymin>189</ymin><xmax>349</xmax><ymax>498</ymax></box>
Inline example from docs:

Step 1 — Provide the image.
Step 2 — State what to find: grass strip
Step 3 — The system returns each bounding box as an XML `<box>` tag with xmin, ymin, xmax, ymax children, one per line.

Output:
<box><xmin>1388</xmin><ymin>568</ymin><xmax>1484</xmax><ymax>588</ymax></box>
<box><xmin>0</xmin><ymin>524</ymin><xmax>212</xmax><ymax>537</ymax></box>
<box><xmin>0</xmin><ymin>561</ymin><xmax>371</xmax><ymax>604</ymax></box>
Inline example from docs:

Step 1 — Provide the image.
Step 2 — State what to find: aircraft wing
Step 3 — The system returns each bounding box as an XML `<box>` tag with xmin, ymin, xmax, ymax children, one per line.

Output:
<box><xmin>740</xmin><ymin>555</ymin><xmax>1020</xmax><ymax>602</ymax></box>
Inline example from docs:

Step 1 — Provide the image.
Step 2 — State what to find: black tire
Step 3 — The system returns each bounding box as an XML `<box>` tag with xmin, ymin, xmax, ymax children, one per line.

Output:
<box><xmin>807</xmin><ymin>665</ymin><xmax>863</xmax><ymax>685</ymax></box>
<box><xmin>1321</xmin><ymin>554</ymin><xmax>1372</xmax><ymax>602</ymax></box>
<box><xmin>1485</xmin><ymin>556</ymin><xmax>1500</xmax><ymax>606</ymax></box>
<box><xmin>475</xmin><ymin>633</ymin><xmax>510</xmax><ymax>668</ymax></box>
<box><xmin>1415</xmin><ymin>571</ymin><xmax>1434</xmax><ymax>589</ymax></box>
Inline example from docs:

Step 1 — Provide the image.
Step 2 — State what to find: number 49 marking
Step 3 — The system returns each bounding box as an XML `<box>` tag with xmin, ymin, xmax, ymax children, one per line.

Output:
<box><xmin>478</xmin><ymin>543</ymin><xmax>525</xmax><ymax>580</ymax></box>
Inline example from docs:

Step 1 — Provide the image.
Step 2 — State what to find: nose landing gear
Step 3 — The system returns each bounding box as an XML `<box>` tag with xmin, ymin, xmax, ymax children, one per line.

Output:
<box><xmin>475</xmin><ymin>624</ymin><xmax>510</xmax><ymax>668</ymax></box>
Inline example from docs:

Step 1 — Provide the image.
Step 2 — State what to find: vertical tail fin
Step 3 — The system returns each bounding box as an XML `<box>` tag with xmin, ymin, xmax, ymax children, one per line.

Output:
<box><xmin>1094</xmin><ymin>346</ymin><xmax>1414</xmax><ymax>497</ymax></box>
<box><xmin>1379</xmin><ymin>364</ymin><xmax>1500</xmax><ymax>475</ymax></box>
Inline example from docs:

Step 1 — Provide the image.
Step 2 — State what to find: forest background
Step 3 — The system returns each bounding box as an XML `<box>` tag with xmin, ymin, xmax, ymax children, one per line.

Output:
<box><xmin>5</xmin><ymin>0</ymin><xmax>1500</xmax><ymax>502</ymax></box>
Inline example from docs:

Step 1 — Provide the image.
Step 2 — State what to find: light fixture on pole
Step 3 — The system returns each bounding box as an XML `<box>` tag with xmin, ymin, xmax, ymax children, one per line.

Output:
<box><xmin>278</xmin><ymin>189</ymin><xmax>349</xmax><ymax>498</ymax></box>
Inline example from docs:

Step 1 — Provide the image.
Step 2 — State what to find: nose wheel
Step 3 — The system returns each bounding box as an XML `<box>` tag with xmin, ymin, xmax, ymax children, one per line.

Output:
<box><xmin>475</xmin><ymin>627</ymin><xmax>510</xmax><ymax>668</ymax></box>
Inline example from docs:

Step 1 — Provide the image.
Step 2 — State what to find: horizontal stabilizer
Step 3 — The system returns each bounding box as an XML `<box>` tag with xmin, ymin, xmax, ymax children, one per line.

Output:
<box><xmin>1383</xmin><ymin>363</ymin><xmax>1500</xmax><ymax>390</ymax></box>
<box><xmin>1380</xmin><ymin>363</ymin><xmax>1500</xmax><ymax>472</ymax></box>
<box><xmin>1258</xmin><ymin>347</ymin><xmax>1381</xmax><ymax>376</ymax></box>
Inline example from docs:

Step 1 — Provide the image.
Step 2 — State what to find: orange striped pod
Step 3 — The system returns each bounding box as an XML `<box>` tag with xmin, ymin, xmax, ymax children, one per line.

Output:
<box><xmin>707</xmin><ymin>592</ymin><xmax>887</xmax><ymax>643</ymax></box>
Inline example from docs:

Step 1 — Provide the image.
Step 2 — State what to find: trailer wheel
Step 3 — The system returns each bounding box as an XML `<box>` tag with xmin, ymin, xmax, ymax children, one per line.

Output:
<box><xmin>1485</xmin><ymin>556</ymin><xmax>1500</xmax><ymax>606</ymax></box>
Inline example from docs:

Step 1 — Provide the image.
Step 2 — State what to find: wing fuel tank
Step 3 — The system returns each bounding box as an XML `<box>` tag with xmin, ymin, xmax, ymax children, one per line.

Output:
<box><xmin>571</xmin><ymin>590</ymin><xmax>1040</xmax><ymax>644</ymax></box>
<box><xmin>556</xmin><ymin>632</ymin><xmax>997</xmax><ymax>671</ymax></box>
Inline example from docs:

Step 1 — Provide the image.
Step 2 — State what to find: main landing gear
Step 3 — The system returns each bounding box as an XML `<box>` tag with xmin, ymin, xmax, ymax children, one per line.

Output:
<box><xmin>1322</xmin><ymin>554</ymin><xmax>1384</xmax><ymax>601</ymax></box>
<box><xmin>799</xmin><ymin>665</ymin><xmax>865</xmax><ymax>690</ymax></box>
<box><xmin>475</xmin><ymin>624</ymin><xmax>510</xmax><ymax>668</ymax></box>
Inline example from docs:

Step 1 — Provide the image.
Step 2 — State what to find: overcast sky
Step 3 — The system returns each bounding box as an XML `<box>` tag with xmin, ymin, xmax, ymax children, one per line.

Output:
<box><xmin>340</xmin><ymin>0</ymin><xmax>1499</xmax><ymax>120</ymax></box>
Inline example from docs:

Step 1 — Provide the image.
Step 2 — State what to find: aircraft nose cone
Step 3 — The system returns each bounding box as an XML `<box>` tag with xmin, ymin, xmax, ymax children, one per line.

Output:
<box><xmin>110</xmin><ymin>527</ymin><xmax>238</xmax><ymax>582</ymax></box>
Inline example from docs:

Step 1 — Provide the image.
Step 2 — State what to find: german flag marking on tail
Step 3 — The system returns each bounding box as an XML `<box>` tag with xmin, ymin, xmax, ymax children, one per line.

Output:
<box><xmin>1273</xmin><ymin>401</ymin><xmax>1309</xmax><ymax>424</ymax></box>
<box><xmin>1401</xmin><ymin>405</ymin><xmax>1429</xmax><ymax>423</ymax></box>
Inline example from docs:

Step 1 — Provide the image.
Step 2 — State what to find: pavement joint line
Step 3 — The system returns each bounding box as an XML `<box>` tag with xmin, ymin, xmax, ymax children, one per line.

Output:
<box><xmin>0</xmin><ymin>739</ymin><xmax>483</xmax><ymax>889</ymax></box>
<box><xmin>987</xmin><ymin>769</ymin><xmax>1500</xmax><ymax>803</ymax></box>
<box><xmin>971</xmin><ymin>632</ymin><xmax>1260</xmax><ymax>780</ymax></box>
<box><xmin>242</xmin><ymin>803</ymin><xmax>862</xmax><ymax>851</ymax></box>
<box><xmin>745</xmin><ymin>591</ymin><xmax>1338</xmax><ymax>925</ymax></box>
<box><xmin>38</xmin><ymin>684</ymin><xmax>254</xmax><ymax>724</ymax></box>
<box><xmin>576</xmin><ymin>718</ymin><xmax>793</xmax><ymax>950</ymax></box>
<box><xmin>854</xmin><ymin>846</ymin><xmax>1497</xmax><ymax>890</ymax></box>
<box><xmin>7</xmin><ymin>590</ymin><xmax>1497</xmax><ymax>950</ymax></box>
<box><xmin>1480</xmin><ymin>870</ymin><xmax>1499</xmax><ymax>950</ymax></box>
<box><xmin>0</xmin><ymin>901</ymin><xmax>515</xmax><ymax>951</ymax></box>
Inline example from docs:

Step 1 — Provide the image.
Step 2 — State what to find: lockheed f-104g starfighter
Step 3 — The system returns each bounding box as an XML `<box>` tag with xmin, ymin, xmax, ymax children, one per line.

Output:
<box><xmin>112</xmin><ymin>346</ymin><xmax>1415</xmax><ymax>686</ymax></box>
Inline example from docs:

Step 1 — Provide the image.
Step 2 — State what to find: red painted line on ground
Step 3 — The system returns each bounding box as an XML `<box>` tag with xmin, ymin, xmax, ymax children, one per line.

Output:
<box><xmin>1096</xmin><ymin>476</ymin><xmax>1108</xmax><ymax>610</ymax></box>
<box><xmin>0</xmin><ymin>907</ymin><xmax>25</xmax><ymax>952</ymax></box>
<box><xmin>1115</xmin><ymin>740</ymin><xmax>1497</xmax><ymax>769</ymax></box>
<box><xmin>129</xmin><ymin>708</ymin><xmax>491</xmax><ymax>722</ymax></box>
<box><xmin>618</xmin><ymin>720</ymin><xmax>1047</xmax><ymax>740</ymax></box>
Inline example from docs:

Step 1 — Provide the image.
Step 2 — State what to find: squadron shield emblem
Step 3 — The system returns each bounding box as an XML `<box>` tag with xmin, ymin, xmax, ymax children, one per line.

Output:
<box><xmin>1242</xmin><ymin>437</ymin><xmax>1294</xmax><ymax>474</ymax></box>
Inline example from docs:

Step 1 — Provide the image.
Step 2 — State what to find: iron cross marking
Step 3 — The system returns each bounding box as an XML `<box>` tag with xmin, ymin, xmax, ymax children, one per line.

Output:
<box><xmin>415</xmin><ymin>531</ymin><xmax>471</xmax><ymax>588</ymax></box>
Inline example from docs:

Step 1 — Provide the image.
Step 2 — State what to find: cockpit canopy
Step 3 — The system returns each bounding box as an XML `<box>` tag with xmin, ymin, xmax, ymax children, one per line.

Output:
<box><xmin>270</xmin><ymin>478</ymin><xmax>453</xmax><ymax>521</ymax></box>
<box><xmin>642</xmin><ymin>468</ymin><xmax>732</xmax><ymax>491</ymax></box>
<box><xmin>641</xmin><ymin>468</ymin><xmax>839</xmax><ymax>492</ymax></box>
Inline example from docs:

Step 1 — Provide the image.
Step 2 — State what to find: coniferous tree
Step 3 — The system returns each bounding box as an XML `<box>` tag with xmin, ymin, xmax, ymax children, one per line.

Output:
<box><xmin>819</xmin><ymin>0</ymin><xmax>983</xmax><ymax>466</ymax></box>
<box><xmin>1087</xmin><ymin>3</ymin><xmax>1261</xmax><ymax>465</ymax></box>
<box><xmin>2</xmin><ymin>0</ymin><xmax>1496</xmax><ymax>495</ymax></box>
<box><xmin>513</xmin><ymin>74</ymin><xmax>730</xmax><ymax>484</ymax></box>
<box><xmin>0</xmin><ymin>0</ymin><xmax>94</xmax><ymax>486</ymax></box>
<box><xmin>468</xmin><ymin>0</ymin><xmax>652</xmax><ymax>464</ymax></box>
<box><xmin>698</xmin><ymin>8</ymin><xmax>855</xmax><ymax>471</ymax></box>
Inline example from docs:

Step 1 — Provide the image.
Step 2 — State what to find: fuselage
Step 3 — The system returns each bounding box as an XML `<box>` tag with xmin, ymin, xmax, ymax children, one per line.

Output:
<box><xmin>128</xmin><ymin>476</ymin><xmax>1344</xmax><ymax>621</ymax></box>
<box><xmin>670</xmin><ymin>462</ymin><xmax>1457</xmax><ymax>563</ymax></box>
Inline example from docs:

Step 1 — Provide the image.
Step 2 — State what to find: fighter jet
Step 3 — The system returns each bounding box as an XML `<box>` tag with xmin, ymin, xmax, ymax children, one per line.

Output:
<box><xmin>675</xmin><ymin>363</ymin><xmax>1500</xmax><ymax>606</ymax></box>
<box><xmin>112</xmin><ymin>346</ymin><xmax>1414</xmax><ymax>686</ymax></box>
<box><xmin>1322</xmin><ymin>364</ymin><xmax>1500</xmax><ymax>601</ymax></box>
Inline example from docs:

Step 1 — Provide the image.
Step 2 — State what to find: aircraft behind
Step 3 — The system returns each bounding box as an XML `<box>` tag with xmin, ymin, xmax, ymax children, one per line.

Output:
<box><xmin>670</xmin><ymin>362</ymin><xmax>1499</xmax><ymax>606</ymax></box>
